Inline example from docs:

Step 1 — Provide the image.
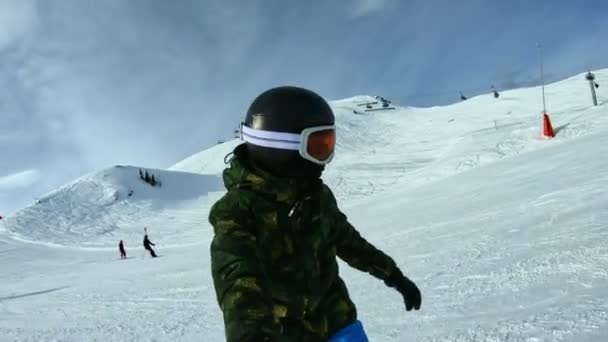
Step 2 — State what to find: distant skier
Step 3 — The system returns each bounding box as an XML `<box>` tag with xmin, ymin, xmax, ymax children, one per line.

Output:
<box><xmin>491</xmin><ymin>85</ymin><xmax>500</xmax><ymax>99</ymax></box>
<box><xmin>118</xmin><ymin>240</ymin><xmax>127</xmax><ymax>259</ymax></box>
<box><xmin>143</xmin><ymin>228</ymin><xmax>157</xmax><ymax>258</ymax></box>
<box><xmin>209</xmin><ymin>87</ymin><xmax>421</xmax><ymax>342</ymax></box>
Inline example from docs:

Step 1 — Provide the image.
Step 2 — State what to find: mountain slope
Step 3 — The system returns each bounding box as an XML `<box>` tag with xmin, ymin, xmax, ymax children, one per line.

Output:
<box><xmin>2</xmin><ymin>166</ymin><xmax>223</xmax><ymax>247</ymax></box>
<box><xmin>1</xmin><ymin>70</ymin><xmax>607</xmax><ymax>341</ymax></box>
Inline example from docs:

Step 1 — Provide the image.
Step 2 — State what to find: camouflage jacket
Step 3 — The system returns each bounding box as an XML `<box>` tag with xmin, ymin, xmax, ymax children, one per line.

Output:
<box><xmin>209</xmin><ymin>146</ymin><xmax>400</xmax><ymax>342</ymax></box>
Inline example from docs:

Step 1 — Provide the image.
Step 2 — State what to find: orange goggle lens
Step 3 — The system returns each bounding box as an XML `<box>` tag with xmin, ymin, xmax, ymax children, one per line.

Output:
<box><xmin>306</xmin><ymin>129</ymin><xmax>336</xmax><ymax>161</ymax></box>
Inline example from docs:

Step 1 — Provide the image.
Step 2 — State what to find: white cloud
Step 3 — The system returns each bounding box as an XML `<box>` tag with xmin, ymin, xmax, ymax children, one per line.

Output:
<box><xmin>0</xmin><ymin>169</ymin><xmax>41</xmax><ymax>190</ymax></box>
<box><xmin>351</xmin><ymin>0</ymin><xmax>390</xmax><ymax>18</ymax></box>
<box><xmin>0</xmin><ymin>0</ymin><xmax>37</xmax><ymax>49</ymax></box>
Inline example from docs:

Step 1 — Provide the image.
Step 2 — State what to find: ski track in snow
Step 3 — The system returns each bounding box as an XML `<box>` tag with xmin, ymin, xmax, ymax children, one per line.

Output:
<box><xmin>1</xmin><ymin>70</ymin><xmax>608</xmax><ymax>341</ymax></box>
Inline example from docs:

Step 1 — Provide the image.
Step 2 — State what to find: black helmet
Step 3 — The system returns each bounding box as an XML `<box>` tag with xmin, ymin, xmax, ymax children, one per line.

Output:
<box><xmin>243</xmin><ymin>86</ymin><xmax>335</xmax><ymax>178</ymax></box>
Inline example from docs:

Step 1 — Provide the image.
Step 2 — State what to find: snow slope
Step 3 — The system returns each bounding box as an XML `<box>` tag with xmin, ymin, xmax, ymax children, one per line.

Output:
<box><xmin>1</xmin><ymin>70</ymin><xmax>608</xmax><ymax>341</ymax></box>
<box><xmin>169</xmin><ymin>140</ymin><xmax>241</xmax><ymax>175</ymax></box>
<box><xmin>173</xmin><ymin>72</ymin><xmax>608</xmax><ymax>202</ymax></box>
<box><xmin>2</xmin><ymin>166</ymin><xmax>223</xmax><ymax>248</ymax></box>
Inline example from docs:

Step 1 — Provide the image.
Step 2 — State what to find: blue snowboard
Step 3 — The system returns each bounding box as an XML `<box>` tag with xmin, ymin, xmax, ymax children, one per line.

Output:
<box><xmin>328</xmin><ymin>320</ymin><xmax>369</xmax><ymax>342</ymax></box>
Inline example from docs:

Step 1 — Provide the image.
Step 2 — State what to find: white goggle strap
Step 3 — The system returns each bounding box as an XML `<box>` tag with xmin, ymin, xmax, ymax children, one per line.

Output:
<box><xmin>242</xmin><ymin>125</ymin><xmax>336</xmax><ymax>165</ymax></box>
<box><xmin>241</xmin><ymin>125</ymin><xmax>301</xmax><ymax>151</ymax></box>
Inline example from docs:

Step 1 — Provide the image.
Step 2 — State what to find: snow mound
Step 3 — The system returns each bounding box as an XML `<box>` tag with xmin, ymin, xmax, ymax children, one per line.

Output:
<box><xmin>2</xmin><ymin>166</ymin><xmax>223</xmax><ymax>248</ymax></box>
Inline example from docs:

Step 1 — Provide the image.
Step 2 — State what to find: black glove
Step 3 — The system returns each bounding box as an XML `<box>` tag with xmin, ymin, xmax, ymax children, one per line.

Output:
<box><xmin>384</xmin><ymin>269</ymin><xmax>422</xmax><ymax>311</ymax></box>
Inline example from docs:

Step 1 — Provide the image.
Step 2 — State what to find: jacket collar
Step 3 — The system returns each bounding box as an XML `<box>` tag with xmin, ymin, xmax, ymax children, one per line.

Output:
<box><xmin>222</xmin><ymin>144</ymin><xmax>322</xmax><ymax>204</ymax></box>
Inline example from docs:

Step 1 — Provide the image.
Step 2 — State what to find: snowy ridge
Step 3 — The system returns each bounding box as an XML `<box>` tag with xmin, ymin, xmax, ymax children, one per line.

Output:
<box><xmin>2</xmin><ymin>166</ymin><xmax>223</xmax><ymax>248</ymax></box>
<box><xmin>172</xmin><ymin>71</ymin><xmax>608</xmax><ymax>202</ymax></box>
<box><xmin>169</xmin><ymin>140</ymin><xmax>241</xmax><ymax>175</ymax></box>
<box><xmin>1</xmin><ymin>69</ymin><xmax>608</xmax><ymax>341</ymax></box>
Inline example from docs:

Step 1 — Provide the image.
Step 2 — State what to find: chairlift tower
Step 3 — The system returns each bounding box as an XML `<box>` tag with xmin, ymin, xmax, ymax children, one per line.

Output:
<box><xmin>585</xmin><ymin>71</ymin><xmax>598</xmax><ymax>106</ymax></box>
<box><xmin>234</xmin><ymin>122</ymin><xmax>244</xmax><ymax>140</ymax></box>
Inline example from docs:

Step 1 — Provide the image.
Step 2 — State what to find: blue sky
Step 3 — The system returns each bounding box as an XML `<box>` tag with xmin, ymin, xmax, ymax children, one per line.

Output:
<box><xmin>1</xmin><ymin>0</ymin><xmax>607</xmax><ymax>214</ymax></box>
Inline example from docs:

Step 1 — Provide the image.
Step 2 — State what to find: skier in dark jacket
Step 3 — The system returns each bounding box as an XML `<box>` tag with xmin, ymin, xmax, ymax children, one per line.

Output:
<box><xmin>143</xmin><ymin>228</ymin><xmax>157</xmax><ymax>258</ymax></box>
<box><xmin>119</xmin><ymin>240</ymin><xmax>127</xmax><ymax>259</ymax></box>
<box><xmin>209</xmin><ymin>86</ymin><xmax>421</xmax><ymax>342</ymax></box>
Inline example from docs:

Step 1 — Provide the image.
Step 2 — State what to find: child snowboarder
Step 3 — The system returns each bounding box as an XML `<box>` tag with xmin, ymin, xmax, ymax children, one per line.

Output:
<box><xmin>118</xmin><ymin>240</ymin><xmax>127</xmax><ymax>259</ymax></box>
<box><xmin>143</xmin><ymin>228</ymin><xmax>157</xmax><ymax>258</ymax></box>
<box><xmin>209</xmin><ymin>86</ymin><xmax>421</xmax><ymax>342</ymax></box>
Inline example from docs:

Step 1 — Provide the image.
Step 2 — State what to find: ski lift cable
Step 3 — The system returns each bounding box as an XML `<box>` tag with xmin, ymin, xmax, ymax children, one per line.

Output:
<box><xmin>394</xmin><ymin>64</ymin><xmax>605</xmax><ymax>102</ymax></box>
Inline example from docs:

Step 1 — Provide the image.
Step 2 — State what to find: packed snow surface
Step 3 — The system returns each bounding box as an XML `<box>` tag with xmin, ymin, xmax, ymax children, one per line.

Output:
<box><xmin>1</xmin><ymin>70</ymin><xmax>608</xmax><ymax>341</ymax></box>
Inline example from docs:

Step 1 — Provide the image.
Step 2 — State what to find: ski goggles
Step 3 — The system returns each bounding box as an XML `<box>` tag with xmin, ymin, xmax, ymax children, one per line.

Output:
<box><xmin>242</xmin><ymin>125</ymin><xmax>336</xmax><ymax>165</ymax></box>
